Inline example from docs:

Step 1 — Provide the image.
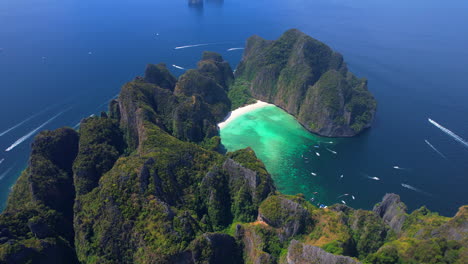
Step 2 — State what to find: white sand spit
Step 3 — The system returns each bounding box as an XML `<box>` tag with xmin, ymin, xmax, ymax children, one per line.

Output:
<box><xmin>218</xmin><ymin>101</ymin><xmax>272</xmax><ymax>130</ymax></box>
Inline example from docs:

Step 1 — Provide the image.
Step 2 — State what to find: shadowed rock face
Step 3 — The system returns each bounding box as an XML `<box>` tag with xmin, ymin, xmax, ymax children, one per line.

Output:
<box><xmin>118</xmin><ymin>52</ymin><xmax>231</xmax><ymax>151</ymax></box>
<box><xmin>235</xmin><ymin>29</ymin><xmax>376</xmax><ymax>137</ymax></box>
<box><xmin>373</xmin><ymin>193</ymin><xmax>407</xmax><ymax>234</ymax></box>
<box><xmin>0</xmin><ymin>128</ymin><xmax>80</xmax><ymax>264</ymax></box>
<box><xmin>286</xmin><ymin>240</ymin><xmax>361</xmax><ymax>264</ymax></box>
<box><xmin>258</xmin><ymin>195</ymin><xmax>310</xmax><ymax>241</ymax></box>
<box><xmin>432</xmin><ymin>206</ymin><xmax>468</xmax><ymax>244</ymax></box>
<box><xmin>144</xmin><ymin>63</ymin><xmax>178</xmax><ymax>91</ymax></box>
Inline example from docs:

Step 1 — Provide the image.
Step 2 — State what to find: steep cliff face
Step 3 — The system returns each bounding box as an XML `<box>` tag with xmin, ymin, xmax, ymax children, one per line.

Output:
<box><xmin>235</xmin><ymin>29</ymin><xmax>376</xmax><ymax>137</ymax></box>
<box><xmin>117</xmin><ymin>52</ymin><xmax>231</xmax><ymax>152</ymax></box>
<box><xmin>284</xmin><ymin>240</ymin><xmax>360</xmax><ymax>264</ymax></box>
<box><xmin>373</xmin><ymin>193</ymin><xmax>408</xmax><ymax>234</ymax></box>
<box><xmin>0</xmin><ymin>50</ymin><xmax>466</xmax><ymax>264</ymax></box>
<box><xmin>0</xmin><ymin>128</ymin><xmax>79</xmax><ymax>263</ymax></box>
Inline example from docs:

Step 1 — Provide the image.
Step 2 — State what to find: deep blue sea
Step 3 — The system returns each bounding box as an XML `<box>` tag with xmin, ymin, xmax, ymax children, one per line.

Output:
<box><xmin>1</xmin><ymin>0</ymin><xmax>467</xmax><ymax>216</ymax></box>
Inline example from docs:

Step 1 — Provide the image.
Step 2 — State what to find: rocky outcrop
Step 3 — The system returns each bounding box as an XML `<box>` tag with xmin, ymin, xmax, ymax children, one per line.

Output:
<box><xmin>235</xmin><ymin>224</ymin><xmax>275</xmax><ymax>264</ymax></box>
<box><xmin>258</xmin><ymin>195</ymin><xmax>310</xmax><ymax>241</ymax></box>
<box><xmin>285</xmin><ymin>240</ymin><xmax>361</xmax><ymax>264</ymax></box>
<box><xmin>235</xmin><ymin>29</ymin><xmax>376</xmax><ymax>137</ymax></box>
<box><xmin>189</xmin><ymin>233</ymin><xmax>242</xmax><ymax>264</ymax></box>
<box><xmin>0</xmin><ymin>128</ymin><xmax>79</xmax><ymax>263</ymax></box>
<box><xmin>373</xmin><ymin>193</ymin><xmax>407</xmax><ymax>234</ymax></box>
<box><xmin>117</xmin><ymin>53</ymin><xmax>231</xmax><ymax>151</ymax></box>
<box><xmin>144</xmin><ymin>63</ymin><xmax>177</xmax><ymax>90</ymax></box>
<box><xmin>432</xmin><ymin>206</ymin><xmax>468</xmax><ymax>244</ymax></box>
<box><xmin>73</xmin><ymin>116</ymin><xmax>124</xmax><ymax>195</ymax></box>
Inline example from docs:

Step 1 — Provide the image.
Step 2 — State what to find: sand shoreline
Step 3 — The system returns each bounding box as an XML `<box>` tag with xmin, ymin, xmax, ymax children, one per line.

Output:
<box><xmin>217</xmin><ymin>100</ymin><xmax>272</xmax><ymax>130</ymax></box>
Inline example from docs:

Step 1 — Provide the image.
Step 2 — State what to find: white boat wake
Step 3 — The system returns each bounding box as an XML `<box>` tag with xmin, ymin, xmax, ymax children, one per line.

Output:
<box><xmin>401</xmin><ymin>183</ymin><xmax>432</xmax><ymax>196</ymax></box>
<box><xmin>0</xmin><ymin>159</ymin><xmax>4</xmax><ymax>165</ymax></box>
<box><xmin>172</xmin><ymin>64</ymin><xmax>185</xmax><ymax>70</ymax></box>
<box><xmin>0</xmin><ymin>105</ymin><xmax>56</xmax><ymax>137</ymax></box>
<box><xmin>326</xmin><ymin>148</ymin><xmax>337</xmax><ymax>154</ymax></box>
<box><xmin>363</xmin><ymin>173</ymin><xmax>380</xmax><ymax>181</ymax></box>
<box><xmin>174</xmin><ymin>43</ymin><xmax>210</xmax><ymax>50</ymax></box>
<box><xmin>424</xmin><ymin>139</ymin><xmax>447</xmax><ymax>159</ymax></box>
<box><xmin>337</xmin><ymin>193</ymin><xmax>349</xmax><ymax>198</ymax></box>
<box><xmin>0</xmin><ymin>167</ymin><xmax>13</xmax><ymax>180</ymax></box>
<box><xmin>227</xmin><ymin>48</ymin><xmax>244</xmax><ymax>51</ymax></box>
<box><xmin>5</xmin><ymin>110</ymin><xmax>69</xmax><ymax>152</ymax></box>
<box><xmin>428</xmin><ymin>118</ymin><xmax>468</xmax><ymax>148</ymax></box>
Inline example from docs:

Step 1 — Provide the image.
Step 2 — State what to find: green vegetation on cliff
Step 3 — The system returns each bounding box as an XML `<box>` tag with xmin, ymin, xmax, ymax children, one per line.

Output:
<box><xmin>0</xmin><ymin>40</ymin><xmax>465</xmax><ymax>264</ymax></box>
<box><xmin>234</xmin><ymin>29</ymin><xmax>377</xmax><ymax>137</ymax></box>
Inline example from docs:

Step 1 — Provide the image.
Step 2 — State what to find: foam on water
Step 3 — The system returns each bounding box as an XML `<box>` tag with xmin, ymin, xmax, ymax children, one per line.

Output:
<box><xmin>401</xmin><ymin>183</ymin><xmax>432</xmax><ymax>196</ymax></box>
<box><xmin>428</xmin><ymin>118</ymin><xmax>468</xmax><ymax>148</ymax></box>
<box><xmin>227</xmin><ymin>48</ymin><xmax>244</xmax><ymax>51</ymax></box>
<box><xmin>172</xmin><ymin>64</ymin><xmax>185</xmax><ymax>70</ymax></box>
<box><xmin>5</xmin><ymin>109</ymin><xmax>69</xmax><ymax>152</ymax></box>
<box><xmin>424</xmin><ymin>139</ymin><xmax>447</xmax><ymax>159</ymax></box>
<box><xmin>0</xmin><ymin>167</ymin><xmax>13</xmax><ymax>180</ymax></box>
<box><xmin>174</xmin><ymin>44</ymin><xmax>210</xmax><ymax>50</ymax></box>
<box><xmin>0</xmin><ymin>105</ymin><xmax>56</xmax><ymax>137</ymax></box>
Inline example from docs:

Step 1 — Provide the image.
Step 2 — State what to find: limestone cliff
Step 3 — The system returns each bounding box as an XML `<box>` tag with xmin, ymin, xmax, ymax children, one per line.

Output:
<box><xmin>0</xmin><ymin>51</ymin><xmax>465</xmax><ymax>264</ymax></box>
<box><xmin>235</xmin><ymin>29</ymin><xmax>377</xmax><ymax>137</ymax></box>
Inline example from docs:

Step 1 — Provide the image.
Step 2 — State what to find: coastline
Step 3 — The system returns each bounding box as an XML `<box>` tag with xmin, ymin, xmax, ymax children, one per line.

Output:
<box><xmin>217</xmin><ymin>100</ymin><xmax>272</xmax><ymax>130</ymax></box>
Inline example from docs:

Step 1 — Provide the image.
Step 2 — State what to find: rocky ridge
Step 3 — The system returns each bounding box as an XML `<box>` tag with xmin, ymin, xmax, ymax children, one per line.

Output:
<box><xmin>0</xmin><ymin>41</ymin><xmax>465</xmax><ymax>263</ymax></box>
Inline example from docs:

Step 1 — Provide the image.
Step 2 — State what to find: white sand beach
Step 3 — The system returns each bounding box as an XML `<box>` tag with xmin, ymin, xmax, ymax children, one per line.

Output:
<box><xmin>218</xmin><ymin>100</ymin><xmax>272</xmax><ymax>130</ymax></box>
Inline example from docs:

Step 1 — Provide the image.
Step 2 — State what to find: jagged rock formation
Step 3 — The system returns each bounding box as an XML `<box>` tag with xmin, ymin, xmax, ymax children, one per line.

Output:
<box><xmin>285</xmin><ymin>240</ymin><xmax>360</xmax><ymax>264</ymax></box>
<box><xmin>115</xmin><ymin>52</ymin><xmax>232</xmax><ymax>152</ymax></box>
<box><xmin>234</xmin><ymin>29</ymin><xmax>377</xmax><ymax>137</ymax></box>
<box><xmin>0</xmin><ymin>128</ymin><xmax>79</xmax><ymax>263</ymax></box>
<box><xmin>373</xmin><ymin>193</ymin><xmax>408</xmax><ymax>234</ymax></box>
<box><xmin>0</xmin><ymin>49</ymin><xmax>465</xmax><ymax>264</ymax></box>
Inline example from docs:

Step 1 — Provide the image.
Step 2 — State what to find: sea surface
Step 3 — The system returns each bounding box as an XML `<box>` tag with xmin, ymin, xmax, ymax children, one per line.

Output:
<box><xmin>1</xmin><ymin>0</ymin><xmax>467</xmax><ymax>215</ymax></box>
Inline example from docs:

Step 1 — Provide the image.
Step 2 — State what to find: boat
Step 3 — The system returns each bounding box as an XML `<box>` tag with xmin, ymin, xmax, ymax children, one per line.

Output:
<box><xmin>311</xmin><ymin>172</ymin><xmax>317</xmax><ymax>176</ymax></box>
<box><xmin>315</xmin><ymin>152</ymin><xmax>320</xmax><ymax>157</ymax></box>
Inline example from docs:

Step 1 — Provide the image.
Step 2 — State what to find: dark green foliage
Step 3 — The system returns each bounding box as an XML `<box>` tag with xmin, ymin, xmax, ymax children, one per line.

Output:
<box><xmin>118</xmin><ymin>53</ymin><xmax>232</xmax><ymax>150</ymax></box>
<box><xmin>235</xmin><ymin>29</ymin><xmax>377</xmax><ymax>137</ymax></box>
<box><xmin>365</xmin><ymin>245</ymin><xmax>401</xmax><ymax>264</ymax></box>
<box><xmin>198</xmin><ymin>51</ymin><xmax>235</xmax><ymax>90</ymax></box>
<box><xmin>227</xmin><ymin>148</ymin><xmax>275</xmax><ymax>222</ymax></box>
<box><xmin>252</xmin><ymin>225</ymin><xmax>283</xmax><ymax>259</ymax></box>
<box><xmin>73</xmin><ymin>116</ymin><xmax>125</xmax><ymax>195</ymax></box>
<box><xmin>201</xmin><ymin>168</ymin><xmax>232</xmax><ymax>231</ymax></box>
<box><xmin>144</xmin><ymin>63</ymin><xmax>177</xmax><ymax>90</ymax></box>
<box><xmin>323</xmin><ymin>240</ymin><xmax>345</xmax><ymax>255</ymax></box>
<box><xmin>0</xmin><ymin>128</ymin><xmax>79</xmax><ymax>263</ymax></box>
<box><xmin>231</xmin><ymin>185</ymin><xmax>256</xmax><ymax>222</ymax></box>
<box><xmin>227</xmin><ymin>147</ymin><xmax>269</xmax><ymax>179</ymax></box>
<box><xmin>227</xmin><ymin>78</ymin><xmax>257</xmax><ymax>110</ymax></box>
<box><xmin>350</xmin><ymin>210</ymin><xmax>388</xmax><ymax>258</ymax></box>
